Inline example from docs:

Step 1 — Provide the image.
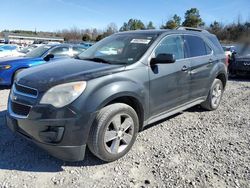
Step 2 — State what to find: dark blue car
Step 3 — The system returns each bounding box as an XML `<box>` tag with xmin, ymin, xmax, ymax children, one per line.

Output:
<box><xmin>0</xmin><ymin>44</ymin><xmax>86</xmax><ymax>86</ymax></box>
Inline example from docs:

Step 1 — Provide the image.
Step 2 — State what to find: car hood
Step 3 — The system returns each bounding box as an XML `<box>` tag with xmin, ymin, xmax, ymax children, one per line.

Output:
<box><xmin>235</xmin><ymin>54</ymin><xmax>250</xmax><ymax>61</ymax></box>
<box><xmin>17</xmin><ymin>58</ymin><xmax>125</xmax><ymax>91</ymax></box>
<box><xmin>0</xmin><ymin>56</ymin><xmax>40</xmax><ymax>64</ymax></box>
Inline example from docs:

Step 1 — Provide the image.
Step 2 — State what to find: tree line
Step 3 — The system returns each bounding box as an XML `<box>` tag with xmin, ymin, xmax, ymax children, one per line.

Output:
<box><xmin>1</xmin><ymin>8</ymin><xmax>249</xmax><ymax>42</ymax></box>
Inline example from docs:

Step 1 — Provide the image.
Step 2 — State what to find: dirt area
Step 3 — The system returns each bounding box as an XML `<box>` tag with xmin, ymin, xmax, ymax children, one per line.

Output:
<box><xmin>0</xmin><ymin>79</ymin><xmax>249</xmax><ymax>188</ymax></box>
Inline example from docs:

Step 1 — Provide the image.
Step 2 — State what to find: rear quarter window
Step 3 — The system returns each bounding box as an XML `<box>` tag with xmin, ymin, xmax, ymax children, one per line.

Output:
<box><xmin>206</xmin><ymin>35</ymin><xmax>224</xmax><ymax>55</ymax></box>
<box><xmin>184</xmin><ymin>35</ymin><xmax>207</xmax><ymax>57</ymax></box>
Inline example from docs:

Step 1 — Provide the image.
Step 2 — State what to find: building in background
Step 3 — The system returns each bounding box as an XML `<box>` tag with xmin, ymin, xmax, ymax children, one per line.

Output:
<box><xmin>3</xmin><ymin>32</ymin><xmax>64</xmax><ymax>45</ymax></box>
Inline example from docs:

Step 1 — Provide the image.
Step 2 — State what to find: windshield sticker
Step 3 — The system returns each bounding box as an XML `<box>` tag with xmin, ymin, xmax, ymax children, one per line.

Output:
<box><xmin>130</xmin><ymin>39</ymin><xmax>151</xmax><ymax>44</ymax></box>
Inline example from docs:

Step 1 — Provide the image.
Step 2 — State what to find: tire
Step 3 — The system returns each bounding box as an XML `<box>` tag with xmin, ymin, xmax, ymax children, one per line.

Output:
<box><xmin>13</xmin><ymin>68</ymin><xmax>25</xmax><ymax>83</ymax></box>
<box><xmin>201</xmin><ymin>79</ymin><xmax>224</xmax><ymax>111</ymax></box>
<box><xmin>88</xmin><ymin>103</ymin><xmax>139</xmax><ymax>162</ymax></box>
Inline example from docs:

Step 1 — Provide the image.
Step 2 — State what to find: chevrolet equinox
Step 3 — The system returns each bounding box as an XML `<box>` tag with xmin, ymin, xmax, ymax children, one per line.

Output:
<box><xmin>7</xmin><ymin>27</ymin><xmax>227</xmax><ymax>162</ymax></box>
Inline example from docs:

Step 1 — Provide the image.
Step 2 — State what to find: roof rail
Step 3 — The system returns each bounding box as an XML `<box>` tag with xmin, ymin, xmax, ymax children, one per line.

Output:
<box><xmin>176</xmin><ymin>27</ymin><xmax>210</xmax><ymax>34</ymax></box>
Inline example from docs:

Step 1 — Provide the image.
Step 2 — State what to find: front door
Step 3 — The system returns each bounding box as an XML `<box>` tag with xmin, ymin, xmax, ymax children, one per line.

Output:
<box><xmin>148</xmin><ymin>35</ymin><xmax>191</xmax><ymax>118</ymax></box>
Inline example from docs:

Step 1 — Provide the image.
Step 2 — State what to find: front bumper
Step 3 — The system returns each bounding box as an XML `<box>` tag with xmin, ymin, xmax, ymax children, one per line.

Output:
<box><xmin>6</xmin><ymin>112</ymin><xmax>90</xmax><ymax>161</ymax></box>
<box><xmin>6</xmin><ymin>86</ymin><xmax>96</xmax><ymax>161</ymax></box>
<box><xmin>231</xmin><ymin>61</ymin><xmax>250</xmax><ymax>75</ymax></box>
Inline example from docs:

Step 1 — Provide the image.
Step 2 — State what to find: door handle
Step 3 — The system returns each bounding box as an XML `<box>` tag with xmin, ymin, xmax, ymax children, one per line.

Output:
<box><xmin>181</xmin><ymin>65</ymin><xmax>189</xmax><ymax>71</ymax></box>
<box><xmin>209</xmin><ymin>59</ymin><xmax>214</xmax><ymax>64</ymax></box>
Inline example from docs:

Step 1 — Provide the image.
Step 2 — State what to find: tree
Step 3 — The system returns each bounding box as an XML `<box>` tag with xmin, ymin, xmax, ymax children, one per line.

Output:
<box><xmin>209</xmin><ymin>21</ymin><xmax>223</xmax><ymax>33</ymax></box>
<box><xmin>182</xmin><ymin>8</ymin><xmax>204</xmax><ymax>28</ymax></box>
<box><xmin>105</xmin><ymin>23</ymin><xmax>118</xmax><ymax>36</ymax></box>
<box><xmin>161</xmin><ymin>14</ymin><xmax>181</xmax><ymax>29</ymax></box>
<box><xmin>119</xmin><ymin>19</ymin><xmax>145</xmax><ymax>31</ymax></box>
<box><xmin>82</xmin><ymin>33</ymin><xmax>91</xmax><ymax>41</ymax></box>
<box><xmin>96</xmin><ymin>34</ymin><xmax>104</xmax><ymax>41</ymax></box>
<box><xmin>208</xmin><ymin>21</ymin><xmax>224</xmax><ymax>40</ymax></box>
<box><xmin>92</xmin><ymin>28</ymin><xmax>99</xmax><ymax>41</ymax></box>
<box><xmin>146</xmin><ymin>21</ymin><xmax>155</xmax><ymax>29</ymax></box>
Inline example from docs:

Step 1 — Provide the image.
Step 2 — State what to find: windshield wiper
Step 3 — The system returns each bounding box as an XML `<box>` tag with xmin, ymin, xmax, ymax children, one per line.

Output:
<box><xmin>82</xmin><ymin>57</ymin><xmax>111</xmax><ymax>64</ymax></box>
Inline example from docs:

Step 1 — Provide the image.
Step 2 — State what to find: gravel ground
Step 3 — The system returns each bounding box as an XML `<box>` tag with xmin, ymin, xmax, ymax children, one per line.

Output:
<box><xmin>0</xmin><ymin>79</ymin><xmax>250</xmax><ymax>188</ymax></box>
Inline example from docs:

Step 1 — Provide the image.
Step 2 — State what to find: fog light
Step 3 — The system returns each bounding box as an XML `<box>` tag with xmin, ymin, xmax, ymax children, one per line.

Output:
<box><xmin>39</xmin><ymin>127</ymin><xmax>64</xmax><ymax>143</ymax></box>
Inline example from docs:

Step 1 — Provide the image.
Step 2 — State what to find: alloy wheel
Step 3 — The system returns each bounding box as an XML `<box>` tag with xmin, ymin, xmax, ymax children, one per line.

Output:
<box><xmin>211</xmin><ymin>83</ymin><xmax>222</xmax><ymax>107</ymax></box>
<box><xmin>104</xmin><ymin>113</ymin><xmax>134</xmax><ymax>154</ymax></box>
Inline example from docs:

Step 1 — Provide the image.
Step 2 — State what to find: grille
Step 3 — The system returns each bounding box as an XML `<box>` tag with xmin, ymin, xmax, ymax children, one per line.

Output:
<box><xmin>11</xmin><ymin>102</ymin><xmax>31</xmax><ymax>117</ymax></box>
<box><xmin>236</xmin><ymin>61</ymin><xmax>250</xmax><ymax>71</ymax></box>
<box><xmin>15</xmin><ymin>83</ymin><xmax>38</xmax><ymax>97</ymax></box>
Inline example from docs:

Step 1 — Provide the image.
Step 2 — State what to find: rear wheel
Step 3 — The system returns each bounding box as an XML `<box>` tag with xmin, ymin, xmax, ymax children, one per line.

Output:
<box><xmin>201</xmin><ymin>79</ymin><xmax>224</xmax><ymax>111</ymax></box>
<box><xmin>88</xmin><ymin>103</ymin><xmax>139</xmax><ymax>162</ymax></box>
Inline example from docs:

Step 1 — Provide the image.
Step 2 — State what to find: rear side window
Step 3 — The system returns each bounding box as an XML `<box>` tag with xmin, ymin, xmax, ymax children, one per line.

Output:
<box><xmin>184</xmin><ymin>35</ymin><xmax>208</xmax><ymax>57</ymax></box>
<box><xmin>155</xmin><ymin>35</ymin><xmax>184</xmax><ymax>60</ymax></box>
<box><xmin>207</xmin><ymin>35</ymin><xmax>224</xmax><ymax>54</ymax></box>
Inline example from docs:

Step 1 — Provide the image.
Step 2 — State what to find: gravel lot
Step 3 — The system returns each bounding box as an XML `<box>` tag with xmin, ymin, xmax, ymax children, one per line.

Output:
<box><xmin>0</xmin><ymin>79</ymin><xmax>250</xmax><ymax>188</ymax></box>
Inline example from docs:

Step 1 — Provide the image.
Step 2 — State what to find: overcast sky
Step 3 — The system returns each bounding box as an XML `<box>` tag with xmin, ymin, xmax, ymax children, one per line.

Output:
<box><xmin>1</xmin><ymin>0</ymin><xmax>250</xmax><ymax>32</ymax></box>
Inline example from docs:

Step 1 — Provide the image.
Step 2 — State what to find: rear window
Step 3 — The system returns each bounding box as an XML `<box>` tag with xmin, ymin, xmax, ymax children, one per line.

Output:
<box><xmin>207</xmin><ymin>35</ymin><xmax>224</xmax><ymax>54</ymax></box>
<box><xmin>184</xmin><ymin>35</ymin><xmax>207</xmax><ymax>57</ymax></box>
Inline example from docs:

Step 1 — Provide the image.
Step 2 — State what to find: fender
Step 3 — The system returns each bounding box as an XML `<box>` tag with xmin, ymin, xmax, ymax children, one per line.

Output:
<box><xmin>206</xmin><ymin>61</ymin><xmax>227</xmax><ymax>95</ymax></box>
<box><xmin>83</xmin><ymin>79</ymin><xmax>148</xmax><ymax>116</ymax></box>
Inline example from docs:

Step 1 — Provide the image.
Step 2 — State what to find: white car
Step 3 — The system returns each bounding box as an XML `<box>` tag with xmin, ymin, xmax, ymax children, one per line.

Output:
<box><xmin>18</xmin><ymin>44</ymin><xmax>43</xmax><ymax>55</ymax></box>
<box><xmin>0</xmin><ymin>45</ymin><xmax>24</xmax><ymax>58</ymax></box>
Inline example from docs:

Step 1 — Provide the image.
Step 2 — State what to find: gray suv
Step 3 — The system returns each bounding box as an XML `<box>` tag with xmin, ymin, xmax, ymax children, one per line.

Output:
<box><xmin>7</xmin><ymin>27</ymin><xmax>227</xmax><ymax>162</ymax></box>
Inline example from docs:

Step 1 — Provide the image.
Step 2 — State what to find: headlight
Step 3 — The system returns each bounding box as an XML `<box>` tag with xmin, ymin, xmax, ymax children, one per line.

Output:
<box><xmin>40</xmin><ymin>81</ymin><xmax>87</xmax><ymax>108</ymax></box>
<box><xmin>0</xmin><ymin>65</ymin><xmax>11</xmax><ymax>70</ymax></box>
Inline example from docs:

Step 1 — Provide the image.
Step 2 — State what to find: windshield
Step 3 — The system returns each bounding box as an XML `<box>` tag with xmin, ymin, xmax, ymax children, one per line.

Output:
<box><xmin>25</xmin><ymin>45</ymin><xmax>51</xmax><ymax>58</ymax></box>
<box><xmin>78</xmin><ymin>33</ymin><xmax>158</xmax><ymax>65</ymax></box>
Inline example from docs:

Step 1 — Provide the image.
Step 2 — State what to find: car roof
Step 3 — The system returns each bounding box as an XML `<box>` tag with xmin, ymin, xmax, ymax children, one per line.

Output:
<box><xmin>117</xmin><ymin>29</ymin><xmax>169</xmax><ymax>36</ymax></box>
<box><xmin>43</xmin><ymin>43</ymin><xmax>86</xmax><ymax>48</ymax></box>
<box><xmin>116</xmin><ymin>29</ymin><xmax>214</xmax><ymax>37</ymax></box>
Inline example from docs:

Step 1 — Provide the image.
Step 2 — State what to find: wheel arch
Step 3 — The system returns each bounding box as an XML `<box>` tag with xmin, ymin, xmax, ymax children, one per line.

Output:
<box><xmin>216</xmin><ymin>72</ymin><xmax>227</xmax><ymax>89</ymax></box>
<box><xmin>11</xmin><ymin>67</ymin><xmax>28</xmax><ymax>84</ymax></box>
<box><xmin>103</xmin><ymin>95</ymin><xmax>145</xmax><ymax>131</ymax></box>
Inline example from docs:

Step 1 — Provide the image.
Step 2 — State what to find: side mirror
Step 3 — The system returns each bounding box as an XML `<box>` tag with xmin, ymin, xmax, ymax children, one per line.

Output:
<box><xmin>151</xmin><ymin>53</ymin><xmax>176</xmax><ymax>65</ymax></box>
<box><xmin>44</xmin><ymin>54</ymin><xmax>54</xmax><ymax>62</ymax></box>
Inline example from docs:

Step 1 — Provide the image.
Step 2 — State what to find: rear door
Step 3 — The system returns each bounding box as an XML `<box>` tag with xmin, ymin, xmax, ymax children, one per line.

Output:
<box><xmin>149</xmin><ymin>34</ymin><xmax>191</xmax><ymax>117</ymax></box>
<box><xmin>184</xmin><ymin>35</ymin><xmax>214</xmax><ymax>100</ymax></box>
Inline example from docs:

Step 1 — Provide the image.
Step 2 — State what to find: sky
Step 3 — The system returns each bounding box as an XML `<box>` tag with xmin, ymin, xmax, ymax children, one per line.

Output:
<box><xmin>0</xmin><ymin>0</ymin><xmax>250</xmax><ymax>32</ymax></box>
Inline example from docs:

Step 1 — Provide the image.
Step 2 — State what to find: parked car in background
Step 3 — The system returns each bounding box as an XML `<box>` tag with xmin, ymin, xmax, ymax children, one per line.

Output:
<box><xmin>229</xmin><ymin>44</ymin><xmax>250</xmax><ymax>76</ymax></box>
<box><xmin>18</xmin><ymin>44</ymin><xmax>43</xmax><ymax>55</ymax></box>
<box><xmin>0</xmin><ymin>44</ymin><xmax>86</xmax><ymax>86</ymax></box>
<box><xmin>81</xmin><ymin>42</ymin><xmax>95</xmax><ymax>48</ymax></box>
<box><xmin>7</xmin><ymin>28</ymin><xmax>227</xmax><ymax>162</ymax></box>
<box><xmin>223</xmin><ymin>45</ymin><xmax>236</xmax><ymax>58</ymax></box>
<box><xmin>0</xmin><ymin>44</ymin><xmax>24</xmax><ymax>58</ymax></box>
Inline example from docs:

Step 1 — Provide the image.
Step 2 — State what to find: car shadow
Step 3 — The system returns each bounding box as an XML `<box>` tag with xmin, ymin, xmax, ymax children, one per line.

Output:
<box><xmin>0</xmin><ymin>86</ymin><xmax>11</xmax><ymax>90</ymax></box>
<box><xmin>143</xmin><ymin>105</ymin><xmax>205</xmax><ymax>131</ymax></box>
<box><xmin>143</xmin><ymin>112</ymin><xmax>182</xmax><ymax>131</ymax></box>
<box><xmin>228</xmin><ymin>76</ymin><xmax>250</xmax><ymax>82</ymax></box>
<box><xmin>0</xmin><ymin>110</ymin><xmax>105</xmax><ymax>173</ymax></box>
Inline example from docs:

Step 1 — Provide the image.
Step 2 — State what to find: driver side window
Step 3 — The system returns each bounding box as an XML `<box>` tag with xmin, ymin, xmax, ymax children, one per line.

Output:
<box><xmin>155</xmin><ymin>35</ymin><xmax>184</xmax><ymax>60</ymax></box>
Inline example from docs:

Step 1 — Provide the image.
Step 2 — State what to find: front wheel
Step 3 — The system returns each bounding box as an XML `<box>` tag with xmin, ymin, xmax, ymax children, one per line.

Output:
<box><xmin>201</xmin><ymin>79</ymin><xmax>224</xmax><ymax>111</ymax></box>
<box><xmin>88</xmin><ymin>103</ymin><xmax>139</xmax><ymax>162</ymax></box>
